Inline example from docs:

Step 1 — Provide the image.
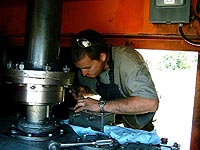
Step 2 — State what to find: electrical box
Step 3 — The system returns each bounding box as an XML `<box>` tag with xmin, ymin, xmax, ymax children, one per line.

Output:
<box><xmin>150</xmin><ymin>0</ymin><xmax>191</xmax><ymax>24</ymax></box>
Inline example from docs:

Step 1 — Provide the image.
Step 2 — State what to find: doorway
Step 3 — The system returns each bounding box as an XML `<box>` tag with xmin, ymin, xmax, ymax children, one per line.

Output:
<box><xmin>137</xmin><ymin>49</ymin><xmax>198</xmax><ymax>150</ymax></box>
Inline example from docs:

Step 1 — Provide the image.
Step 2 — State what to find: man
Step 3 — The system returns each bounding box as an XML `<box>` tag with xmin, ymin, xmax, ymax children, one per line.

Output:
<box><xmin>69</xmin><ymin>29</ymin><xmax>159</xmax><ymax>131</ymax></box>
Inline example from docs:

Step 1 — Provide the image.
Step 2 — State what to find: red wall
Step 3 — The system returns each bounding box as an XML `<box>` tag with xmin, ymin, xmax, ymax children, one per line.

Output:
<box><xmin>0</xmin><ymin>0</ymin><xmax>200</xmax><ymax>50</ymax></box>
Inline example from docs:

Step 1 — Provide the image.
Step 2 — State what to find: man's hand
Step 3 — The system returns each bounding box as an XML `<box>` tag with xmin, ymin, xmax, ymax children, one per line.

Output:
<box><xmin>71</xmin><ymin>86</ymin><xmax>94</xmax><ymax>100</ymax></box>
<box><xmin>73</xmin><ymin>98</ymin><xmax>100</xmax><ymax>113</ymax></box>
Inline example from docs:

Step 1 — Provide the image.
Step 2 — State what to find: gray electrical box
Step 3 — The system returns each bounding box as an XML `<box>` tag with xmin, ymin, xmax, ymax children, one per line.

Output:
<box><xmin>150</xmin><ymin>0</ymin><xmax>191</xmax><ymax>24</ymax></box>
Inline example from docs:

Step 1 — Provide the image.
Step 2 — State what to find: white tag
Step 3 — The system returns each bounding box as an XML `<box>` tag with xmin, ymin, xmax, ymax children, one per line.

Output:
<box><xmin>164</xmin><ymin>0</ymin><xmax>175</xmax><ymax>4</ymax></box>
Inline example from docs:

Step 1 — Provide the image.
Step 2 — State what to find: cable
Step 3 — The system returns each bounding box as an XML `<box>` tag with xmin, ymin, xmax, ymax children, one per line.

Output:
<box><xmin>178</xmin><ymin>23</ymin><xmax>200</xmax><ymax>46</ymax></box>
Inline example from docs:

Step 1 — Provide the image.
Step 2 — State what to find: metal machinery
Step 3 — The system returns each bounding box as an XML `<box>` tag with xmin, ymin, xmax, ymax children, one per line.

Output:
<box><xmin>4</xmin><ymin>68</ymin><xmax>74</xmax><ymax>141</ymax></box>
<box><xmin>2</xmin><ymin>0</ymin><xmax>74</xmax><ymax>142</ymax></box>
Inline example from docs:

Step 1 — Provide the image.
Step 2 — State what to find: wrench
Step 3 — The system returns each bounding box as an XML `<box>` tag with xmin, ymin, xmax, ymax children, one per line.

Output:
<box><xmin>48</xmin><ymin>139</ymin><xmax>114</xmax><ymax>150</ymax></box>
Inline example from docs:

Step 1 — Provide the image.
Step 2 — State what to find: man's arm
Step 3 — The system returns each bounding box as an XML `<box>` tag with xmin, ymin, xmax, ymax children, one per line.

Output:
<box><xmin>73</xmin><ymin>96</ymin><xmax>159</xmax><ymax>115</ymax></box>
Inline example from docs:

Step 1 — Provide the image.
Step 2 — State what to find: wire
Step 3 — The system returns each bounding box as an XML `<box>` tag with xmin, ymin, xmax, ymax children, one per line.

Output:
<box><xmin>178</xmin><ymin>23</ymin><xmax>200</xmax><ymax>46</ymax></box>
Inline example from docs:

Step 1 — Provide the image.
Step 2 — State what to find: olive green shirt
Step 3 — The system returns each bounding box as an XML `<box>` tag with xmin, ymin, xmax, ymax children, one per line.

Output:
<box><xmin>78</xmin><ymin>45</ymin><xmax>158</xmax><ymax>101</ymax></box>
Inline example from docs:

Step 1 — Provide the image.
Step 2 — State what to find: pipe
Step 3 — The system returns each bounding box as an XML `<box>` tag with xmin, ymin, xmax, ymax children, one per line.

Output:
<box><xmin>24</xmin><ymin>0</ymin><xmax>63</xmax><ymax>70</ymax></box>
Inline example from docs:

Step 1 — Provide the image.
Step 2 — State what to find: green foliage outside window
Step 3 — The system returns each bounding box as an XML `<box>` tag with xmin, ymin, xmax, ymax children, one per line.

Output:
<box><xmin>160</xmin><ymin>52</ymin><xmax>197</xmax><ymax>70</ymax></box>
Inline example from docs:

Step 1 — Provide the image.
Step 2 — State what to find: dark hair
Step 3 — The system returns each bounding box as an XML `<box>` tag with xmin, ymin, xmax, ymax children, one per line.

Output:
<box><xmin>70</xmin><ymin>29</ymin><xmax>108</xmax><ymax>63</ymax></box>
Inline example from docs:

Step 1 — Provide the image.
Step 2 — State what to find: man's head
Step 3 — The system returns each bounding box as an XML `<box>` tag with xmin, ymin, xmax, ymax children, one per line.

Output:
<box><xmin>70</xmin><ymin>29</ymin><xmax>108</xmax><ymax>63</ymax></box>
<box><xmin>70</xmin><ymin>29</ymin><xmax>109</xmax><ymax>78</ymax></box>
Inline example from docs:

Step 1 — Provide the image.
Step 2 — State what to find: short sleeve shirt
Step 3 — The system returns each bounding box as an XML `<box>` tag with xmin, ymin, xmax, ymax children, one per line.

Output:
<box><xmin>78</xmin><ymin>46</ymin><xmax>159</xmax><ymax>100</ymax></box>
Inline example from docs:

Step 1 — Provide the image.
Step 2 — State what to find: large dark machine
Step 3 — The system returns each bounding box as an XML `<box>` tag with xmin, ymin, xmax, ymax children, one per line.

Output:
<box><xmin>2</xmin><ymin>0</ymin><xmax>74</xmax><ymax>142</ymax></box>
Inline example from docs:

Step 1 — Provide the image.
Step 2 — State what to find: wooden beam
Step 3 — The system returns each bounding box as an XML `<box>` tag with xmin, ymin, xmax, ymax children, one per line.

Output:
<box><xmin>190</xmin><ymin>52</ymin><xmax>200</xmax><ymax>150</ymax></box>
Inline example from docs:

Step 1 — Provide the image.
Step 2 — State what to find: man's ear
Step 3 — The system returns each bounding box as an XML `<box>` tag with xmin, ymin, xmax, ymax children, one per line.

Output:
<box><xmin>100</xmin><ymin>53</ymin><xmax>107</xmax><ymax>62</ymax></box>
